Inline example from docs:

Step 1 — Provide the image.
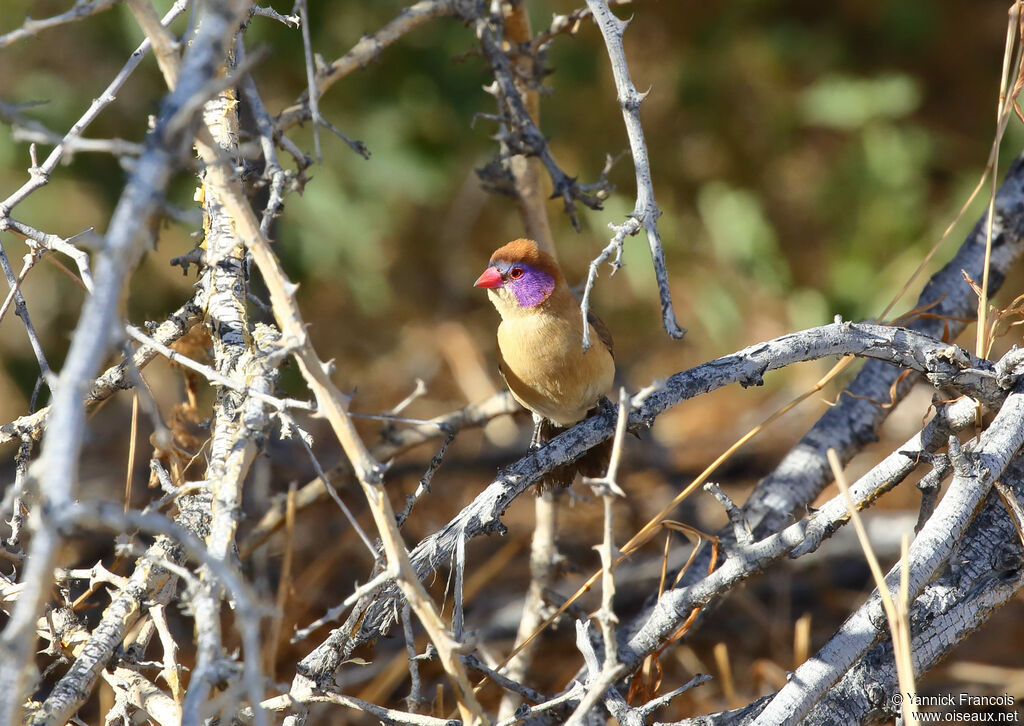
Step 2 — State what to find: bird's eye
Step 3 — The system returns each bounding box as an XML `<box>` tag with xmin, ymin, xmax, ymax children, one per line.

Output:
<box><xmin>509</xmin><ymin>267</ymin><xmax>524</xmax><ymax>279</ymax></box>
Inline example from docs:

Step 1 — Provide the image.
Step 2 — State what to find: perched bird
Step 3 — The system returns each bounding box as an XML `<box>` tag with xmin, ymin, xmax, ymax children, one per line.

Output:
<box><xmin>474</xmin><ymin>238</ymin><xmax>615</xmax><ymax>487</ymax></box>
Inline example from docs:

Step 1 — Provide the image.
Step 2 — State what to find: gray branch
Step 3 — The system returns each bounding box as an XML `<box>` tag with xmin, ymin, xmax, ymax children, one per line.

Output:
<box><xmin>296</xmin><ymin>321</ymin><xmax>1001</xmax><ymax>681</ymax></box>
<box><xmin>581</xmin><ymin>0</ymin><xmax>685</xmax><ymax>346</ymax></box>
<box><xmin>740</xmin><ymin>152</ymin><xmax>1024</xmax><ymax>547</ymax></box>
<box><xmin>751</xmin><ymin>375</ymin><xmax>1024</xmax><ymax>725</ymax></box>
<box><xmin>0</xmin><ymin>2</ymin><xmax>250</xmax><ymax>722</ymax></box>
<box><xmin>0</xmin><ymin>295</ymin><xmax>203</xmax><ymax>446</ymax></box>
<box><xmin>0</xmin><ymin>0</ymin><xmax>119</xmax><ymax>49</ymax></box>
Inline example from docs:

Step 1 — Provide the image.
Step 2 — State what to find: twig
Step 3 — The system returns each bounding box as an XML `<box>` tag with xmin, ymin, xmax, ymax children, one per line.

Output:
<box><xmin>0</xmin><ymin>248</ymin><xmax>37</xmax><ymax>327</ymax></box>
<box><xmin>0</xmin><ymin>0</ymin><xmax>190</xmax><ymax>220</ymax></box>
<box><xmin>581</xmin><ymin>0</ymin><xmax>685</xmax><ymax>347</ymax></box>
<box><xmin>0</xmin><ymin>0</ymin><xmax>119</xmax><ymax>49</ymax></box>
<box><xmin>0</xmin><ymin>295</ymin><xmax>203</xmax><ymax>446</ymax></box>
<box><xmin>636</xmin><ymin>673</ymin><xmax>711</xmax><ymax>721</ymax></box>
<box><xmin>463</xmin><ymin>654</ymin><xmax>547</xmax><ymax>705</ymax></box>
<box><xmin>5</xmin><ymin>438</ymin><xmax>33</xmax><ymax>549</ymax></box>
<box><xmin>251</xmin><ymin>4</ymin><xmax>299</xmax><ymax>27</ymax></box>
<box><xmin>0</xmin><ymin>97</ymin><xmax>142</xmax><ymax>162</ymax></box>
<box><xmin>565</xmin><ymin>389</ymin><xmax>631</xmax><ymax>726</ymax></box>
<box><xmin>496</xmin><ymin>487</ymin><xmax>559</xmax><ymax>719</ymax></box>
<box><xmin>149</xmin><ymin>603</ymin><xmax>182</xmax><ymax>703</ymax></box>
<box><xmin>914</xmin><ymin>453</ymin><xmax>951</xmax><ymax>533</ymax></box>
<box><xmin>57</xmin><ymin>503</ymin><xmax>270</xmax><ymax>726</ymax></box>
<box><xmin>0</xmin><ymin>241</ymin><xmax>51</xmax><ymax>390</ymax></box>
<box><xmin>402</xmin><ymin>603</ymin><xmax>424</xmax><ymax>713</ymax></box>
<box><xmin>703</xmin><ymin>483</ymin><xmax>751</xmax><ymax>547</ymax></box>
<box><xmin>101</xmin><ymin>667</ymin><xmax>181</xmax><ymax>726</ymax></box>
<box><xmin>241</xmin><ymin>390</ymin><xmax>518</xmax><ymax>556</ymax></box>
<box><xmin>276</xmin><ymin>0</ymin><xmax>459</xmax><ymax>131</ymax></box>
<box><xmin>295</xmin><ymin>0</ymin><xmax>322</xmax><ymax>161</ymax></box>
<box><xmin>0</xmin><ymin>219</ymin><xmax>94</xmax><ymax>291</ymax></box>
<box><xmin>124</xmin><ymin>325</ymin><xmax>313</xmax><ymax>413</ymax></box>
<box><xmin>396</xmin><ymin>430</ymin><xmax>457</xmax><ymax>527</ymax></box>
<box><xmin>277</xmin><ymin>411</ymin><xmax>379</xmax><ymax>559</ymax></box>
<box><xmin>495</xmin><ymin>683</ymin><xmax>585</xmax><ymax>726</ymax></box>
<box><xmin>25</xmin><ymin>490</ymin><xmax>204</xmax><ymax>726</ymax></box>
<box><xmin>237</xmin><ymin>42</ymin><xmax>292</xmax><ymax>235</ymax></box>
<box><xmin>566</xmin><ymin>620</ymin><xmax>631</xmax><ymax>726</ymax></box>
<box><xmin>468</xmin><ymin>7</ymin><xmax>607</xmax><ymax>231</ymax></box>
<box><xmin>291</xmin><ymin>568</ymin><xmax>396</xmax><ymax>643</ymax></box>
<box><xmin>306</xmin><ymin>689</ymin><xmax>461</xmax><ymax>726</ymax></box>
<box><xmin>317</xmin><ymin>116</ymin><xmax>371</xmax><ymax>159</ymax></box>
<box><xmin>497</xmin><ymin>1</ymin><xmax>554</xmax><ymax>254</ymax></box>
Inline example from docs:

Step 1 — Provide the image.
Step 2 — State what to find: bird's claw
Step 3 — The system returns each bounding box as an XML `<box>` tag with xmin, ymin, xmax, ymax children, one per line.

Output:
<box><xmin>597</xmin><ymin>395</ymin><xmax>618</xmax><ymax>419</ymax></box>
<box><xmin>529</xmin><ymin>414</ymin><xmax>545</xmax><ymax>452</ymax></box>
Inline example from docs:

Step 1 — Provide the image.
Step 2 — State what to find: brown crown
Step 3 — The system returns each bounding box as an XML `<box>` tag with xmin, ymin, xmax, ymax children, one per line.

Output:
<box><xmin>488</xmin><ymin>239</ymin><xmax>564</xmax><ymax>284</ymax></box>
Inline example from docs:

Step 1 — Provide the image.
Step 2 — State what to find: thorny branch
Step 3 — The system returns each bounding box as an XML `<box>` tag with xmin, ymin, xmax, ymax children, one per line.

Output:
<box><xmin>0</xmin><ymin>0</ymin><xmax>119</xmax><ymax>49</ymax></box>
<box><xmin>3</xmin><ymin>2</ymin><xmax>1024</xmax><ymax>725</ymax></box>
<box><xmin>0</xmin><ymin>3</ymin><xmax>249</xmax><ymax>721</ymax></box>
<box><xmin>301</xmin><ymin>321</ymin><xmax>1012</xmax><ymax>659</ymax></box>
<box><xmin>581</xmin><ymin>0</ymin><xmax>686</xmax><ymax>348</ymax></box>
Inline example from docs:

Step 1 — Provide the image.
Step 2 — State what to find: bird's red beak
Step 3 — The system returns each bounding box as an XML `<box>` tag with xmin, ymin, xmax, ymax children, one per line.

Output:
<box><xmin>474</xmin><ymin>266</ymin><xmax>503</xmax><ymax>289</ymax></box>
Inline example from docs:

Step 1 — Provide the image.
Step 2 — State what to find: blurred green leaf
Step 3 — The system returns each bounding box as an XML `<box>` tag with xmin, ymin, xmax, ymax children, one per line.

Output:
<box><xmin>799</xmin><ymin>74</ymin><xmax>921</xmax><ymax>129</ymax></box>
<box><xmin>697</xmin><ymin>181</ymin><xmax>790</xmax><ymax>291</ymax></box>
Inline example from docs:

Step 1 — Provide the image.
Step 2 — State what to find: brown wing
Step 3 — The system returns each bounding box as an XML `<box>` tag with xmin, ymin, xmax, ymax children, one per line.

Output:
<box><xmin>496</xmin><ymin>345</ymin><xmax>511</xmax><ymax>390</ymax></box>
<box><xmin>496</xmin><ymin>344</ymin><xmax>529</xmax><ymax>411</ymax></box>
<box><xmin>587</xmin><ymin>310</ymin><xmax>614</xmax><ymax>359</ymax></box>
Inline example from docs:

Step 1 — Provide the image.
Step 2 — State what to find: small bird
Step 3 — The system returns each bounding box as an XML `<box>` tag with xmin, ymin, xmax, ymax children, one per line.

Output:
<box><xmin>474</xmin><ymin>238</ymin><xmax>615</xmax><ymax>487</ymax></box>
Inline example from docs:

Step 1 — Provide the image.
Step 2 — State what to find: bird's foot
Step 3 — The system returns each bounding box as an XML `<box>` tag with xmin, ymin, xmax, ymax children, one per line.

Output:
<box><xmin>597</xmin><ymin>395</ymin><xmax>618</xmax><ymax>419</ymax></box>
<box><xmin>528</xmin><ymin>414</ymin><xmax>545</xmax><ymax>452</ymax></box>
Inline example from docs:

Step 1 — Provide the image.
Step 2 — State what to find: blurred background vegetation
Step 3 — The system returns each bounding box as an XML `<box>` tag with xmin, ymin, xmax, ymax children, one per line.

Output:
<box><xmin>3</xmin><ymin>0</ymin><xmax>1024</xmax><ymax>720</ymax></box>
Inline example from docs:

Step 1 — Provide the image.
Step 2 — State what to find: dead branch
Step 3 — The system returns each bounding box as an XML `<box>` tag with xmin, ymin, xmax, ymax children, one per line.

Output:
<box><xmin>300</xmin><ymin>321</ymin><xmax>1001</xmax><ymax>662</ymax></box>
<box><xmin>241</xmin><ymin>390</ymin><xmax>518</xmax><ymax>556</ymax></box>
<box><xmin>0</xmin><ymin>0</ymin><xmax>119</xmax><ymax>49</ymax></box>
<box><xmin>0</xmin><ymin>4</ymin><xmax>249</xmax><ymax>720</ymax></box>
<box><xmin>751</xmin><ymin>376</ymin><xmax>1024</xmax><ymax>724</ymax></box>
<box><xmin>0</xmin><ymin>295</ymin><xmax>204</xmax><ymax>446</ymax></box>
<box><xmin>581</xmin><ymin>0</ymin><xmax>685</xmax><ymax>347</ymax></box>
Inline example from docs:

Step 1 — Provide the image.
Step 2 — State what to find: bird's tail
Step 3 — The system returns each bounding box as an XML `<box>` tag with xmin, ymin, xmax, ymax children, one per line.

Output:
<box><xmin>538</xmin><ymin>411</ymin><xmax>613</xmax><ymax>490</ymax></box>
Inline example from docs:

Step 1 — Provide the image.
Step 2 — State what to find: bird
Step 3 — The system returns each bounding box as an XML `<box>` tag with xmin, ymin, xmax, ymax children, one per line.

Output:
<box><xmin>474</xmin><ymin>238</ymin><xmax>615</xmax><ymax>488</ymax></box>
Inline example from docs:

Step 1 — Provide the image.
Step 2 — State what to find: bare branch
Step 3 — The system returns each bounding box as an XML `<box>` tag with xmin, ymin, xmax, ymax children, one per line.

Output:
<box><xmin>276</xmin><ymin>0</ymin><xmax>459</xmax><ymax>130</ymax></box>
<box><xmin>739</xmin><ymin>152</ymin><xmax>1024</xmax><ymax>549</ymax></box>
<box><xmin>0</xmin><ymin>0</ymin><xmax>190</xmax><ymax>220</ymax></box>
<box><xmin>0</xmin><ymin>4</ymin><xmax>248</xmax><ymax>719</ymax></box>
<box><xmin>313</xmin><ymin>321</ymin><xmax>1001</xmax><ymax>652</ymax></box>
<box><xmin>0</xmin><ymin>296</ymin><xmax>203</xmax><ymax>446</ymax></box>
<box><xmin>101</xmin><ymin>667</ymin><xmax>181</xmax><ymax>726</ymax></box>
<box><xmin>295</xmin><ymin>0</ymin><xmax>322</xmax><ymax>161</ymax></box>
<box><xmin>582</xmin><ymin>0</ymin><xmax>685</xmax><ymax>345</ymax></box>
<box><xmin>801</xmin><ymin>456</ymin><xmax>1024</xmax><ymax>724</ymax></box>
<box><xmin>0</xmin><ymin>0</ymin><xmax>119</xmax><ymax>49</ymax></box>
<box><xmin>752</xmin><ymin>378</ymin><xmax>1024</xmax><ymax>724</ymax></box>
<box><xmin>250</xmin><ymin>5</ymin><xmax>299</xmax><ymax>27</ymax></box>
<box><xmin>241</xmin><ymin>390</ymin><xmax>518</xmax><ymax>556</ymax></box>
